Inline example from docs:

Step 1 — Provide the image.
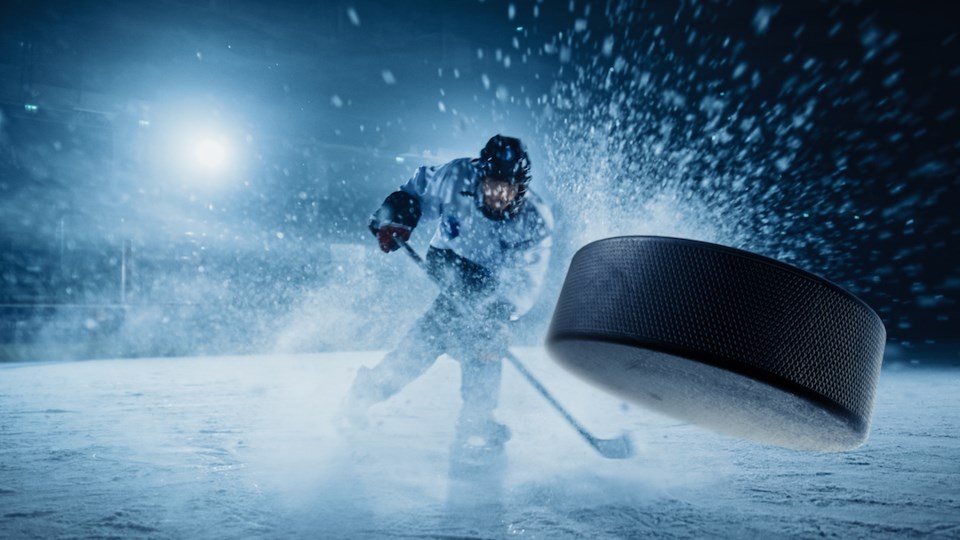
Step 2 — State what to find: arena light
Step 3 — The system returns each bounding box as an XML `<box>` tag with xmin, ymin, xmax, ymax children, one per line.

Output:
<box><xmin>191</xmin><ymin>136</ymin><xmax>230</xmax><ymax>172</ymax></box>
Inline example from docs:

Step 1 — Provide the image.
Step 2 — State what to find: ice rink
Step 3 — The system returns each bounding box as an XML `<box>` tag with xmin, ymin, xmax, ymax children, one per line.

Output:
<box><xmin>1</xmin><ymin>348</ymin><xmax>958</xmax><ymax>538</ymax></box>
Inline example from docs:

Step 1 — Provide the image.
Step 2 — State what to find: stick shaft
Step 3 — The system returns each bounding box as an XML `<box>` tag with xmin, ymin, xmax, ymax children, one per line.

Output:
<box><xmin>397</xmin><ymin>238</ymin><xmax>425</xmax><ymax>267</ymax></box>
<box><xmin>501</xmin><ymin>350</ymin><xmax>599</xmax><ymax>445</ymax></box>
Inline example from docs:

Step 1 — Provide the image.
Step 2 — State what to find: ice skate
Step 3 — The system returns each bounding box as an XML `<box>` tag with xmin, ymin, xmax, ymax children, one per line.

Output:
<box><xmin>455</xmin><ymin>415</ymin><xmax>511</xmax><ymax>452</ymax></box>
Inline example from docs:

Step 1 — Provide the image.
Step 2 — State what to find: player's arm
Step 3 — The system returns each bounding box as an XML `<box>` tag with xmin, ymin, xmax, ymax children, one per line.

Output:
<box><xmin>368</xmin><ymin>165</ymin><xmax>446</xmax><ymax>252</ymax></box>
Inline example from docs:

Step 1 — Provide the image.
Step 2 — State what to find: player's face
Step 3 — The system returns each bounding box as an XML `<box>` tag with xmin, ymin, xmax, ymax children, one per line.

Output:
<box><xmin>481</xmin><ymin>178</ymin><xmax>519</xmax><ymax>214</ymax></box>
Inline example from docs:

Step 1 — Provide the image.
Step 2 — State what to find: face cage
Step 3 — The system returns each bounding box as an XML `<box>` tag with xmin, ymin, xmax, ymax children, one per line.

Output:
<box><xmin>477</xmin><ymin>179</ymin><xmax>528</xmax><ymax>220</ymax></box>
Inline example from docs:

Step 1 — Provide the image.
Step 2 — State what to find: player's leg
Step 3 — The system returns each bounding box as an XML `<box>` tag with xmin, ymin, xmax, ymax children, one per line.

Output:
<box><xmin>456</xmin><ymin>355</ymin><xmax>510</xmax><ymax>447</ymax></box>
<box><xmin>337</xmin><ymin>295</ymin><xmax>453</xmax><ymax>429</ymax></box>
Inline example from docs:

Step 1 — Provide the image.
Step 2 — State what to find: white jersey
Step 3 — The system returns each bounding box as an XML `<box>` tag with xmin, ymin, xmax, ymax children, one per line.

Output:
<box><xmin>398</xmin><ymin>158</ymin><xmax>553</xmax><ymax>316</ymax></box>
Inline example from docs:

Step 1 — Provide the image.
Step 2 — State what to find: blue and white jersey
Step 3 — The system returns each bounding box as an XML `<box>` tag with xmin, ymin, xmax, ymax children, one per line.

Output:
<box><xmin>398</xmin><ymin>158</ymin><xmax>553</xmax><ymax>316</ymax></box>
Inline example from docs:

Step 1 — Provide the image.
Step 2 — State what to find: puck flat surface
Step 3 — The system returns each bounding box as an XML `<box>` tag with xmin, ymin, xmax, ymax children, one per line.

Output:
<box><xmin>547</xmin><ymin>236</ymin><xmax>886</xmax><ymax>451</ymax></box>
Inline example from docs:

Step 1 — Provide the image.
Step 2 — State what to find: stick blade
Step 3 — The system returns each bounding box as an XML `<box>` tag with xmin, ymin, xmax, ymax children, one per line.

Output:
<box><xmin>593</xmin><ymin>433</ymin><xmax>634</xmax><ymax>459</ymax></box>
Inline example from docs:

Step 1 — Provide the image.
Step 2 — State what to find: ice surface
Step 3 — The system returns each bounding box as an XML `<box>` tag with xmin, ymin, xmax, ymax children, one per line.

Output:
<box><xmin>1</xmin><ymin>349</ymin><xmax>958</xmax><ymax>538</ymax></box>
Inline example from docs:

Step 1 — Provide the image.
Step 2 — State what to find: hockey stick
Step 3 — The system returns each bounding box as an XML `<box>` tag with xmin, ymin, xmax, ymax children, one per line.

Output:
<box><xmin>393</xmin><ymin>236</ymin><xmax>634</xmax><ymax>459</ymax></box>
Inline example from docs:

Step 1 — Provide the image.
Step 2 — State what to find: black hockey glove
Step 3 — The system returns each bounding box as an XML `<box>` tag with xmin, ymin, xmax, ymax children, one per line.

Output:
<box><xmin>368</xmin><ymin>190</ymin><xmax>422</xmax><ymax>252</ymax></box>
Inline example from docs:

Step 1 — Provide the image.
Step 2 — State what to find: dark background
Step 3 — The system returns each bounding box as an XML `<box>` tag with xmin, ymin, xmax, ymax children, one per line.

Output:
<box><xmin>0</xmin><ymin>0</ymin><xmax>956</xmax><ymax>364</ymax></box>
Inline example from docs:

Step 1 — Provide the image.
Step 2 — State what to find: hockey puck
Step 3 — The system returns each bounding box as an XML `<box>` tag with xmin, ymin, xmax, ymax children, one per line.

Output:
<box><xmin>547</xmin><ymin>236</ymin><xmax>886</xmax><ymax>451</ymax></box>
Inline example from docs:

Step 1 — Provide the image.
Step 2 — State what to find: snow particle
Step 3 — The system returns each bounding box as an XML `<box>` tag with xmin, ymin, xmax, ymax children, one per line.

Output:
<box><xmin>752</xmin><ymin>5</ymin><xmax>779</xmax><ymax>36</ymax></box>
<box><xmin>733</xmin><ymin>62</ymin><xmax>748</xmax><ymax>79</ymax></box>
<box><xmin>775</xmin><ymin>155</ymin><xmax>793</xmax><ymax>172</ymax></box>
<box><xmin>883</xmin><ymin>71</ymin><xmax>902</xmax><ymax>88</ymax></box>
<box><xmin>346</xmin><ymin>7</ymin><xmax>361</xmax><ymax>26</ymax></box>
<box><xmin>828</xmin><ymin>21</ymin><xmax>843</xmax><ymax>38</ymax></box>
<box><xmin>381</xmin><ymin>70</ymin><xmax>396</xmax><ymax>85</ymax></box>
<box><xmin>602</xmin><ymin>35</ymin><xmax>615</xmax><ymax>57</ymax></box>
<box><xmin>331</xmin><ymin>95</ymin><xmax>344</xmax><ymax>108</ymax></box>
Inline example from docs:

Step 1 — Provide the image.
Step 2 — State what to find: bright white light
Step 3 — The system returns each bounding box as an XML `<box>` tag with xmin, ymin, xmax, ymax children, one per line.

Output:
<box><xmin>192</xmin><ymin>137</ymin><xmax>229</xmax><ymax>171</ymax></box>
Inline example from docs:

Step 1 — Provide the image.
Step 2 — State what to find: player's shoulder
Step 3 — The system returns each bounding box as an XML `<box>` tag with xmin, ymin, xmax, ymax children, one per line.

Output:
<box><xmin>511</xmin><ymin>188</ymin><xmax>553</xmax><ymax>243</ymax></box>
<box><xmin>435</xmin><ymin>158</ymin><xmax>476</xmax><ymax>176</ymax></box>
<box><xmin>433</xmin><ymin>158</ymin><xmax>478</xmax><ymax>191</ymax></box>
<box><xmin>520</xmin><ymin>188</ymin><xmax>554</xmax><ymax>232</ymax></box>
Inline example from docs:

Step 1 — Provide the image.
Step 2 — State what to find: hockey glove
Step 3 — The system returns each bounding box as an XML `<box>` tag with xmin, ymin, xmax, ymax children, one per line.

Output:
<box><xmin>368</xmin><ymin>190</ymin><xmax>421</xmax><ymax>253</ymax></box>
<box><xmin>375</xmin><ymin>224</ymin><xmax>411</xmax><ymax>253</ymax></box>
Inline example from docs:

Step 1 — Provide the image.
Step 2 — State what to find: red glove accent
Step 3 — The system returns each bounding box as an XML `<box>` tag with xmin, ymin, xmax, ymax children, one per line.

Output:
<box><xmin>376</xmin><ymin>225</ymin><xmax>411</xmax><ymax>253</ymax></box>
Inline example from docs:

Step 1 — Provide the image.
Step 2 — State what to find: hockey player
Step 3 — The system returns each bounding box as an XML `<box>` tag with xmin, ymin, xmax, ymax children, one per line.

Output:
<box><xmin>338</xmin><ymin>135</ymin><xmax>553</xmax><ymax>449</ymax></box>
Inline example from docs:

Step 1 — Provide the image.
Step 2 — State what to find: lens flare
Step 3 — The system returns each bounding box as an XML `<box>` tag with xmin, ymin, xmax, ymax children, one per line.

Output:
<box><xmin>192</xmin><ymin>137</ymin><xmax>229</xmax><ymax>171</ymax></box>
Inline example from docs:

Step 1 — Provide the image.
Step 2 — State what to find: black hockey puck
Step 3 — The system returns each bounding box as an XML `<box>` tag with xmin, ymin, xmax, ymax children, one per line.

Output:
<box><xmin>547</xmin><ymin>236</ymin><xmax>886</xmax><ymax>451</ymax></box>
